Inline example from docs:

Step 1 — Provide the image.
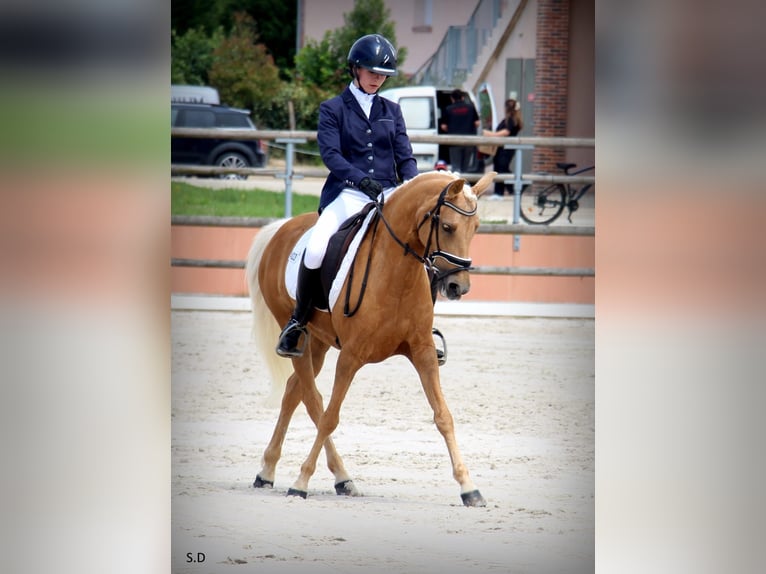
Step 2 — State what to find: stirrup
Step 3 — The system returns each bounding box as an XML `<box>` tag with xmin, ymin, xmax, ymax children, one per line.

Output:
<box><xmin>276</xmin><ymin>319</ymin><xmax>309</xmax><ymax>358</ymax></box>
<box><xmin>432</xmin><ymin>327</ymin><xmax>447</xmax><ymax>367</ymax></box>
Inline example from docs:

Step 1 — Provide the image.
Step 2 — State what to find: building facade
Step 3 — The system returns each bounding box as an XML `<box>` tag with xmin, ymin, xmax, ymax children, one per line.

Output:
<box><xmin>299</xmin><ymin>0</ymin><xmax>594</xmax><ymax>172</ymax></box>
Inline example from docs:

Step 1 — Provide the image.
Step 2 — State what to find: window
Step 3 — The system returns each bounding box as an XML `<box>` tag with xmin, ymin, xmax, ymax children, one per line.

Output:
<box><xmin>412</xmin><ymin>0</ymin><xmax>433</xmax><ymax>33</ymax></box>
<box><xmin>179</xmin><ymin>109</ymin><xmax>215</xmax><ymax>128</ymax></box>
<box><xmin>399</xmin><ymin>97</ymin><xmax>434</xmax><ymax>130</ymax></box>
<box><xmin>216</xmin><ymin>113</ymin><xmax>251</xmax><ymax>128</ymax></box>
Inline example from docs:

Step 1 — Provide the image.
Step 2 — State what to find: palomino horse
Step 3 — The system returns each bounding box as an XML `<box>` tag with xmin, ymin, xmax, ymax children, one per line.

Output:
<box><xmin>245</xmin><ymin>170</ymin><xmax>495</xmax><ymax>507</ymax></box>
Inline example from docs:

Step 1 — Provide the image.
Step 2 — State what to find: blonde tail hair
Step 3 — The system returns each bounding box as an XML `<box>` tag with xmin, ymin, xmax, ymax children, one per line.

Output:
<box><xmin>245</xmin><ymin>219</ymin><xmax>293</xmax><ymax>407</ymax></box>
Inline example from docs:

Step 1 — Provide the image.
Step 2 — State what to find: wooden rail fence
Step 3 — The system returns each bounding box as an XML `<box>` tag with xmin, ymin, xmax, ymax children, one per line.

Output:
<box><xmin>171</xmin><ymin>217</ymin><xmax>595</xmax><ymax>278</ymax></box>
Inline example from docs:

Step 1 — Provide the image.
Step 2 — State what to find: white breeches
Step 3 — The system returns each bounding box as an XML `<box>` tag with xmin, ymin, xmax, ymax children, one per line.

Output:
<box><xmin>303</xmin><ymin>186</ymin><xmax>395</xmax><ymax>269</ymax></box>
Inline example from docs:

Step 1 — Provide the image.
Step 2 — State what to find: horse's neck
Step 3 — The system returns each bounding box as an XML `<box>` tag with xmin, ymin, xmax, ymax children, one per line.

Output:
<box><xmin>363</xmin><ymin>193</ymin><xmax>432</xmax><ymax>303</ymax></box>
<box><xmin>379</xmin><ymin>191</ymin><xmax>431</xmax><ymax>256</ymax></box>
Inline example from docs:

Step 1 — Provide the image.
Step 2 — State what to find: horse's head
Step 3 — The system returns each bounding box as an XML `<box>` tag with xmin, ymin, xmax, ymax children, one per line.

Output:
<box><xmin>413</xmin><ymin>170</ymin><xmax>496</xmax><ymax>300</ymax></box>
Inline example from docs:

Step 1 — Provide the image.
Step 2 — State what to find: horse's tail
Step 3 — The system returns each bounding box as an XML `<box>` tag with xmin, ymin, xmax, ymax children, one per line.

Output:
<box><xmin>245</xmin><ymin>219</ymin><xmax>291</xmax><ymax>407</ymax></box>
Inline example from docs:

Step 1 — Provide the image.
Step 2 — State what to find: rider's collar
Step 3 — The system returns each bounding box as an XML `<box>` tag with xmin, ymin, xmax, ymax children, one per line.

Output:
<box><xmin>349</xmin><ymin>82</ymin><xmax>376</xmax><ymax>116</ymax></box>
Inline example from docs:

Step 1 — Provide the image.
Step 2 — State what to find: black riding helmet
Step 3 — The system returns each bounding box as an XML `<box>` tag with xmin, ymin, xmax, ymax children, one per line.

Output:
<box><xmin>347</xmin><ymin>34</ymin><xmax>398</xmax><ymax>77</ymax></box>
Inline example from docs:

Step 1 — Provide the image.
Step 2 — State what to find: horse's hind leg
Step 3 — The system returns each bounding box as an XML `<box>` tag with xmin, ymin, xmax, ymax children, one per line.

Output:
<box><xmin>288</xmin><ymin>351</ymin><xmax>361</xmax><ymax>498</ymax></box>
<box><xmin>254</xmin><ymin>372</ymin><xmax>302</xmax><ymax>489</ymax></box>
<box><xmin>291</xmin><ymin>341</ymin><xmax>359</xmax><ymax>496</ymax></box>
<box><xmin>411</xmin><ymin>346</ymin><xmax>486</xmax><ymax>507</ymax></box>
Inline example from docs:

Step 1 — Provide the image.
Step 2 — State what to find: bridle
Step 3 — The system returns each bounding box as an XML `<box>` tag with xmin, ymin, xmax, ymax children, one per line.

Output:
<box><xmin>343</xmin><ymin>181</ymin><xmax>477</xmax><ymax>316</ymax></box>
<box><xmin>380</xmin><ymin>182</ymin><xmax>477</xmax><ymax>301</ymax></box>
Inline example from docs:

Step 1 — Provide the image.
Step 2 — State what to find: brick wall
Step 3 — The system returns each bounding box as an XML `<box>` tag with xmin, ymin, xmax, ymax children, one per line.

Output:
<box><xmin>533</xmin><ymin>0</ymin><xmax>570</xmax><ymax>173</ymax></box>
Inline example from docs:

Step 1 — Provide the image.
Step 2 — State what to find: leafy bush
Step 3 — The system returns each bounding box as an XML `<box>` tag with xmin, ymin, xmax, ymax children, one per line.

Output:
<box><xmin>171</xmin><ymin>1</ymin><xmax>411</xmax><ymax>131</ymax></box>
<box><xmin>171</xmin><ymin>27</ymin><xmax>225</xmax><ymax>86</ymax></box>
<box><xmin>208</xmin><ymin>13</ymin><xmax>281</xmax><ymax>127</ymax></box>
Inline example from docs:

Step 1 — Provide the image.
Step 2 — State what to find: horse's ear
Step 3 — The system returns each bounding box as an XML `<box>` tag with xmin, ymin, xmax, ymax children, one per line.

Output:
<box><xmin>472</xmin><ymin>171</ymin><xmax>497</xmax><ymax>198</ymax></box>
<box><xmin>445</xmin><ymin>178</ymin><xmax>466</xmax><ymax>200</ymax></box>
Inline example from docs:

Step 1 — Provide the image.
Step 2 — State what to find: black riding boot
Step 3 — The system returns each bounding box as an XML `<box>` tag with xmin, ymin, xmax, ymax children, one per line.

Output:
<box><xmin>276</xmin><ymin>261</ymin><xmax>320</xmax><ymax>358</ymax></box>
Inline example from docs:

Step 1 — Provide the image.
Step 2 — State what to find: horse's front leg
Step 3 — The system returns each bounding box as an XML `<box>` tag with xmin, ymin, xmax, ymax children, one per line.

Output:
<box><xmin>411</xmin><ymin>342</ymin><xmax>486</xmax><ymax>507</ymax></box>
<box><xmin>287</xmin><ymin>351</ymin><xmax>360</xmax><ymax>498</ymax></box>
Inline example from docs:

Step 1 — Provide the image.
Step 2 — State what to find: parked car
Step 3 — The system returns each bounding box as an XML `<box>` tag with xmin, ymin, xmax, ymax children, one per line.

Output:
<box><xmin>171</xmin><ymin>101</ymin><xmax>267</xmax><ymax>180</ymax></box>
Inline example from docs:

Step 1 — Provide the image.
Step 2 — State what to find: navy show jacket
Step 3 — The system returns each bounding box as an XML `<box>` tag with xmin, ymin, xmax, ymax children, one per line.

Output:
<box><xmin>317</xmin><ymin>86</ymin><xmax>419</xmax><ymax>212</ymax></box>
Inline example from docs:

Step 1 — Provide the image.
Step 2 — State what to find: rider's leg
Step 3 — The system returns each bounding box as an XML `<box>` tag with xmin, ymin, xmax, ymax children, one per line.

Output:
<box><xmin>276</xmin><ymin>190</ymin><xmax>369</xmax><ymax>357</ymax></box>
<box><xmin>276</xmin><ymin>257</ymin><xmax>321</xmax><ymax>357</ymax></box>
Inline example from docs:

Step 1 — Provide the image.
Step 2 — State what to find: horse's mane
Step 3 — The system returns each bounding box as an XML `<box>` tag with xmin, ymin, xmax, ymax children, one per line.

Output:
<box><xmin>394</xmin><ymin>170</ymin><xmax>479</xmax><ymax>201</ymax></box>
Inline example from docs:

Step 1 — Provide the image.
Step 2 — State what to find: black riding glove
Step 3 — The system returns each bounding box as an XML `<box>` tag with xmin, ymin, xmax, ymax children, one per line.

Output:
<box><xmin>358</xmin><ymin>177</ymin><xmax>383</xmax><ymax>201</ymax></box>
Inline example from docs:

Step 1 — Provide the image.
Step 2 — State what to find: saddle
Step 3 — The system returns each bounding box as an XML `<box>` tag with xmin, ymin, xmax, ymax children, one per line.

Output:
<box><xmin>306</xmin><ymin>202</ymin><xmax>379</xmax><ymax>311</ymax></box>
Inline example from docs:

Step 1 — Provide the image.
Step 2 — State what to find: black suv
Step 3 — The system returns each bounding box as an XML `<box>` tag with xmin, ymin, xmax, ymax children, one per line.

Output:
<box><xmin>171</xmin><ymin>102</ymin><xmax>267</xmax><ymax>179</ymax></box>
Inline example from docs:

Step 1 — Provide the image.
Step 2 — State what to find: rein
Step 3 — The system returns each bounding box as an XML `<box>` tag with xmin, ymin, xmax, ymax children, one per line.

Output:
<box><xmin>343</xmin><ymin>182</ymin><xmax>476</xmax><ymax>316</ymax></box>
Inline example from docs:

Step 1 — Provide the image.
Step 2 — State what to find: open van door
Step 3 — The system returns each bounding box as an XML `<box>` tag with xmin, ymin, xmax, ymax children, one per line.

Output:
<box><xmin>476</xmin><ymin>82</ymin><xmax>496</xmax><ymax>133</ymax></box>
<box><xmin>473</xmin><ymin>82</ymin><xmax>497</xmax><ymax>173</ymax></box>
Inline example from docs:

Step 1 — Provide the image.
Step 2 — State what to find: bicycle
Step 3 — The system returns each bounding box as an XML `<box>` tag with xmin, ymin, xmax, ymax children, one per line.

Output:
<box><xmin>519</xmin><ymin>163</ymin><xmax>594</xmax><ymax>224</ymax></box>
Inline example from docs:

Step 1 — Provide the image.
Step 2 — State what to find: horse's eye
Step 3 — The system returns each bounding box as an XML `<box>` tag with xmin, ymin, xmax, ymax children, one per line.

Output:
<box><xmin>442</xmin><ymin>223</ymin><xmax>453</xmax><ymax>234</ymax></box>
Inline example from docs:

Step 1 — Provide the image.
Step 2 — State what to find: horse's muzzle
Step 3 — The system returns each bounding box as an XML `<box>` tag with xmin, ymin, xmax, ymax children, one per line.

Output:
<box><xmin>440</xmin><ymin>274</ymin><xmax>471</xmax><ymax>300</ymax></box>
<box><xmin>432</xmin><ymin>252</ymin><xmax>472</xmax><ymax>301</ymax></box>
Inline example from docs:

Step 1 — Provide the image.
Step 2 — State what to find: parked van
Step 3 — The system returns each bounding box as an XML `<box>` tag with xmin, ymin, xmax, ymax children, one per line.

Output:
<box><xmin>171</xmin><ymin>84</ymin><xmax>220</xmax><ymax>105</ymax></box>
<box><xmin>379</xmin><ymin>83</ymin><xmax>495</xmax><ymax>172</ymax></box>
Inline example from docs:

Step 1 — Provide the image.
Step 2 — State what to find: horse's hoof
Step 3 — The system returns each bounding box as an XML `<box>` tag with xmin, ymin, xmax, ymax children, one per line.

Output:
<box><xmin>286</xmin><ymin>487</ymin><xmax>308</xmax><ymax>499</ymax></box>
<box><xmin>460</xmin><ymin>490</ymin><xmax>487</xmax><ymax>507</ymax></box>
<box><xmin>253</xmin><ymin>475</ymin><xmax>273</xmax><ymax>489</ymax></box>
<box><xmin>334</xmin><ymin>479</ymin><xmax>359</xmax><ymax>496</ymax></box>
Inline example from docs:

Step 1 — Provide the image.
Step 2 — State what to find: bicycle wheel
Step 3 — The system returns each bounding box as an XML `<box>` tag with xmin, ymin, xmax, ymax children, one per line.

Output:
<box><xmin>519</xmin><ymin>183</ymin><xmax>566</xmax><ymax>224</ymax></box>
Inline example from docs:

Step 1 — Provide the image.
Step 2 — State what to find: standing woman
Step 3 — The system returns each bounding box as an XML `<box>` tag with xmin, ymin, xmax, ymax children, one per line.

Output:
<box><xmin>484</xmin><ymin>99</ymin><xmax>524</xmax><ymax>198</ymax></box>
<box><xmin>276</xmin><ymin>33</ymin><xmax>419</xmax><ymax>357</ymax></box>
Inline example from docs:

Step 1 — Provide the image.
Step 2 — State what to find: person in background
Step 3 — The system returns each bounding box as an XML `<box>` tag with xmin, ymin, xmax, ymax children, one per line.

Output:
<box><xmin>483</xmin><ymin>98</ymin><xmax>524</xmax><ymax>199</ymax></box>
<box><xmin>275</xmin><ymin>33</ymin><xmax>418</xmax><ymax>358</ymax></box>
<box><xmin>440</xmin><ymin>89</ymin><xmax>480</xmax><ymax>173</ymax></box>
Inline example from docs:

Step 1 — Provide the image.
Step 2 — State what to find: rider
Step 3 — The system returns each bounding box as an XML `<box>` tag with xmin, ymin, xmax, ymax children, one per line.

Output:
<box><xmin>275</xmin><ymin>34</ymin><xmax>418</xmax><ymax>358</ymax></box>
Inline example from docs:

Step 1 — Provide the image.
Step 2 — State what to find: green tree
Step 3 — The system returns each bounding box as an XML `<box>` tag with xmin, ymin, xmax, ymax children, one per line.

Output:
<box><xmin>171</xmin><ymin>0</ymin><xmax>213</xmax><ymax>35</ymax></box>
<box><xmin>171</xmin><ymin>26</ymin><xmax>224</xmax><ymax>85</ymax></box>
<box><xmin>172</xmin><ymin>0</ymin><xmax>297</xmax><ymax>75</ymax></box>
<box><xmin>209</xmin><ymin>0</ymin><xmax>297</xmax><ymax>73</ymax></box>
<box><xmin>208</xmin><ymin>12</ymin><xmax>282</xmax><ymax>127</ymax></box>
<box><xmin>295</xmin><ymin>0</ymin><xmax>409</xmax><ymax>95</ymax></box>
<box><xmin>294</xmin><ymin>33</ymin><xmax>344</xmax><ymax>92</ymax></box>
<box><xmin>171</xmin><ymin>0</ymin><xmax>411</xmax><ymax>135</ymax></box>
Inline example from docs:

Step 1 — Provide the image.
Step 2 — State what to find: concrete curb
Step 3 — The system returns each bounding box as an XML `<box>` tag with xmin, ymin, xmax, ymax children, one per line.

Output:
<box><xmin>171</xmin><ymin>294</ymin><xmax>594</xmax><ymax>319</ymax></box>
